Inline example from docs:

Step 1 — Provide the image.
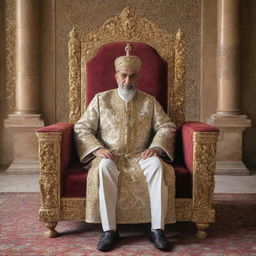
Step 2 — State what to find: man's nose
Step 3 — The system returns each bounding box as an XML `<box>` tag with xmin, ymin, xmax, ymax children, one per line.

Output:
<box><xmin>125</xmin><ymin>76</ymin><xmax>130</xmax><ymax>83</ymax></box>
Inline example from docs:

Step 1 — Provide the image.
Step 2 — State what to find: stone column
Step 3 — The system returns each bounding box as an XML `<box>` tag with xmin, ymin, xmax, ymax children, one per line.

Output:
<box><xmin>208</xmin><ymin>0</ymin><xmax>251</xmax><ymax>175</ymax></box>
<box><xmin>4</xmin><ymin>0</ymin><xmax>44</xmax><ymax>174</ymax></box>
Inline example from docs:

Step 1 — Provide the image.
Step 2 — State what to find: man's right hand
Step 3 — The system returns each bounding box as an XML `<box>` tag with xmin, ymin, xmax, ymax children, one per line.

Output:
<box><xmin>94</xmin><ymin>148</ymin><xmax>115</xmax><ymax>161</ymax></box>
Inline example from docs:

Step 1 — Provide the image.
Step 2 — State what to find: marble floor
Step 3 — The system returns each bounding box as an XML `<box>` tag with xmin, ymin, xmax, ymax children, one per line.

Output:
<box><xmin>0</xmin><ymin>167</ymin><xmax>256</xmax><ymax>193</ymax></box>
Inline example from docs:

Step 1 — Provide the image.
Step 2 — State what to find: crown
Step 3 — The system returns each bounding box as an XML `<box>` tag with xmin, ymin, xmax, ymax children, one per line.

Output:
<box><xmin>114</xmin><ymin>44</ymin><xmax>142</xmax><ymax>72</ymax></box>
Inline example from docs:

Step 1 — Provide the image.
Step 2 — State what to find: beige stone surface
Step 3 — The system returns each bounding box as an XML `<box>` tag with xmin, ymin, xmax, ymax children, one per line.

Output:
<box><xmin>216</xmin><ymin>0</ymin><xmax>240</xmax><ymax>115</ymax></box>
<box><xmin>208</xmin><ymin>114</ymin><xmax>251</xmax><ymax>175</ymax></box>
<box><xmin>4</xmin><ymin>114</ymin><xmax>44</xmax><ymax>173</ymax></box>
<box><xmin>15</xmin><ymin>0</ymin><xmax>40</xmax><ymax>114</ymax></box>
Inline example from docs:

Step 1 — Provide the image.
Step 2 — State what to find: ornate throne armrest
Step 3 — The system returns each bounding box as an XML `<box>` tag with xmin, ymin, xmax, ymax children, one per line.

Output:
<box><xmin>178</xmin><ymin>122</ymin><xmax>219</xmax><ymax>235</ymax></box>
<box><xmin>36</xmin><ymin>122</ymin><xmax>74</xmax><ymax>224</ymax></box>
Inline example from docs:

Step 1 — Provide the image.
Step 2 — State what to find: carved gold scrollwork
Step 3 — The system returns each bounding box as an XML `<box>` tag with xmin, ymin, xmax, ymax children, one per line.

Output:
<box><xmin>68</xmin><ymin>7</ymin><xmax>186</xmax><ymax>124</ymax></box>
<box><xmin>193</xmin><ymin>209</ymin><xmax>215</xmax><ymax>223</ymax></box>
<box><xmin>37</xmin><ymin>132</ymin><xmax>62</xmax><ymax>222</ymax></box>
<box><xmin>69</xmin><ymin>27</ymin><xmax>81</xmax><ymax>122</ymax></box>
<box><xmin>172</xmin><ymin>30</ymin><xmax>186</xmax><ymax>124</ymax></box>
<box><xmin>61</xmin><ymin>198</ymin><xmax>86</xmax><ymax>220</ymax></box>
<box><xmin>192</xmin><ymin>132</ymin><xmax>219</xmax><ymax>214</ymax></box>
<box><xmin>175</xmin><ymin>199</ymin><xmax>193</xmax><ymax>221</ymax></box>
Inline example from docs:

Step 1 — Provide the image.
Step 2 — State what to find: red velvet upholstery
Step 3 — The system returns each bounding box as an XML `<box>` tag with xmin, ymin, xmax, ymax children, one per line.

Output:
<box><xmin>36</xmin><ymin>122</ymin><xmax>75</xmax><ymax>174</ymax></box>
<box><xmin>62</xmin><ymin>163</ymin><xmax>87</xmax><ymax>197</ymax></box>
<box><xmin>173</xmin><ymin>164</ymin><xmax>192</xmax><ymax>198</ymax></box>
<box><xmin>174</xmin><ymin>122</ymin><xmax>219</xmax><ymax>174</ymax></box>
<box><xmin>86</xmin><ymin>42</ymin><xmax>168</xmax><ymax>111</ymax></box>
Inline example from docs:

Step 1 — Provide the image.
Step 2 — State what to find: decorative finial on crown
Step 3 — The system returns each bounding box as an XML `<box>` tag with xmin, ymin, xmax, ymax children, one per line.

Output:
<box><xmin>114</xmin><ymin>43</ymin><xmax>142</xmax><ymax>72</ymax></box>
<box><xmin>125</xmin><ymin>43</ymin><xmax>132</xmax><ymax>56</ymax></box>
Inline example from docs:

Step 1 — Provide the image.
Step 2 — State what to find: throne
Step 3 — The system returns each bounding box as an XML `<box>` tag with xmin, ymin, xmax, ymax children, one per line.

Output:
<box><xmin>36</xmin><ymin>8</ymin><xmax>219</xmax><ymax>239</ymax></box>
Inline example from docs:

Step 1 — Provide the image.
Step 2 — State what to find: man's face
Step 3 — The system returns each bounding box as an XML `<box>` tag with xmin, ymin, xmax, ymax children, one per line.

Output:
<box><xmin>115</xmin><ymin>69</ymin><xmax>139</xmax><ymax>90</ymax></box>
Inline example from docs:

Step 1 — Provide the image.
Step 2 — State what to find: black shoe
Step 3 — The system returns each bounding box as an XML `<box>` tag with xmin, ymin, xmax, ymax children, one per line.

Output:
<box><xmin>149</xmin><ymin>230</ymin><xmax>170</xmax><ymax>251</ymax></box>
<box><xmin>97</xmin><ymin>230</ymin><xmax>119</xmax><ymax>252</ymax></box>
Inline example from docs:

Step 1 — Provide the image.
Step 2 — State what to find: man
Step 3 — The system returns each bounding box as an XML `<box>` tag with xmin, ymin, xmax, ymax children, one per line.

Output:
<box><xmin>74</xmin><ymin>44</ymin><xmax>176</xmax><ymax>252</ymax></box>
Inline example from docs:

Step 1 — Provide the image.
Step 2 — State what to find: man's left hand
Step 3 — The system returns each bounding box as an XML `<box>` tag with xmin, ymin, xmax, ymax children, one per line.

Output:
<box><xmin>141</xmin><ymin>148</ymin><xmax>158</xmax><ymax>159</ymax></box>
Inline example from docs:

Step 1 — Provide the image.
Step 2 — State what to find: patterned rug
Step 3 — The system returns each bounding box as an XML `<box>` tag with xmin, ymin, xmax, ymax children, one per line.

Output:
<box><xmin>0</xmin><ymin>193</ymin><xmax>256</xmax><ymax>256</ymax></box>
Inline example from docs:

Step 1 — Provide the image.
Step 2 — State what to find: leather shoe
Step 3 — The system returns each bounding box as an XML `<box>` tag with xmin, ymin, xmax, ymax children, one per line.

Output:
<box><xmin>149</xmin><ymin>229</ymin><xmax>170</xmax><ymax>251</ymax></box>
<box><xmin>97</xmin><ymin>230</ymin><xmax>119</xmax><ymax>252</ymax></box>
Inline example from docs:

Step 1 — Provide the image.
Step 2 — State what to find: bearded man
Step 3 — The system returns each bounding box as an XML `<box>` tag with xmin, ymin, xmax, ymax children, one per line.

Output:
<box><xmin>74</xmin><ymin>44</ymin><xmax>176</xmax><ymax>252</ymax></box>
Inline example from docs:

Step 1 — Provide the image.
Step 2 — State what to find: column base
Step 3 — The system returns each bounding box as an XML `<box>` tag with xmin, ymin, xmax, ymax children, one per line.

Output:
<box><xmin>7</xmin><ymin>162</ymin><xmax>40</xmax><ymax>174</ymax></box>
<box><xmin>207</xmin><ymin>114</ymin><xmax>251</xmax><ymax>176</ymax></box>
<box><xmin>4</xmin><ymin>113</ymin><xmax>44</xmax><ymax>174</ymax></box>
<box><xmin>216</xmin><ymin>161</ymin><xmax>250</xmax><ymax>176</ymax></box>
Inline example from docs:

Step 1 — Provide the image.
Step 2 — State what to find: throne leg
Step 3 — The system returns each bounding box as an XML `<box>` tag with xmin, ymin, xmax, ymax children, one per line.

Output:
<box><xmin>195</xmin><ymin>223</ymin><xmax>209</xmax><ymax>239</ymax></box>
<box><xmin>44</xmin><ymin>222</ymin><xmax>59</xmax><ymax>238</ymax></box>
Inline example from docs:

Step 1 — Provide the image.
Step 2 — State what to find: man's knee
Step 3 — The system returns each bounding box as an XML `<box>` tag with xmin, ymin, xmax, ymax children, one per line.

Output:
<box><xmin>149</xmin><ymin>156</ymin><xmax>162</xmax><ymax>169</ymax></box>
<box><xmin>140</xmin><ymin>156</ymin><xmax>164</xmax><ymax>181</ymax></box>
<box><xmin>99</xmin><ymin>158</ymin><xmax>118</xmax><ymax>175</ymax></box>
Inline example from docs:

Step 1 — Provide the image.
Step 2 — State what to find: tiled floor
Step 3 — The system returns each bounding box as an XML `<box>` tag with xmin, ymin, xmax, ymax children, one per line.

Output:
<box><xmin>0</xmin><ymin>168</ymin><xmax>256</xmax><ymax>193</ymax></box>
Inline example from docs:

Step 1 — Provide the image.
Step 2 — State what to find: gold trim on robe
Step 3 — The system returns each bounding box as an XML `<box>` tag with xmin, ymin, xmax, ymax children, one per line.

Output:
<box><xmin>74</xmin><ymin>89</ymin><xmax>176</xmax><ymax>224</ymax></box>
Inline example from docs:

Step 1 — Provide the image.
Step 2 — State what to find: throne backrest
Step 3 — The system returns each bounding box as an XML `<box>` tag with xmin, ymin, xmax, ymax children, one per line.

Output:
<box><xmin>86</xmin><ymin>42</ymin><xmax>168</xmax><ymax>111</ymax></box>
<box><xmin>68</xmin><ymin>7</ymin><xmax>186</xmax><ymax>124</ymax></box>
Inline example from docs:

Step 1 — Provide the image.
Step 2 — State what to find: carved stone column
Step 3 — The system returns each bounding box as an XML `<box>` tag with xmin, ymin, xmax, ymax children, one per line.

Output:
<box><xmin>4</xmin><ymin>0</ymin><xmax>44</xmax><ymax>173</ymax></box>
<box><xmin>208</xmin><ymin>0</ymin><xmax>251</xmax><ymax>175</ymax></box>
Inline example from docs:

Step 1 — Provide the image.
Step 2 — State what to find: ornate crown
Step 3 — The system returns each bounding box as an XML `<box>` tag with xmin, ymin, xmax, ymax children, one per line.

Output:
<box><xmin>114</xmin><ymin>44</ymin><xmax>142</xmax><ymax>72</ymax></box>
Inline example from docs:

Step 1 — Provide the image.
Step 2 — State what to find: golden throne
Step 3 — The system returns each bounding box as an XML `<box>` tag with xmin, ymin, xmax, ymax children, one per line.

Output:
<box><xmin>36</xmin><ymin>8</ymin><xmax>219</xmax><ymax>239</ymax></box>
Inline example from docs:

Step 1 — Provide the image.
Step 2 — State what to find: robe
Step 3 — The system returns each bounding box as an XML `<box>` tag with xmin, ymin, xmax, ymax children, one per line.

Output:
<box><xmin>74</xmin><ymin>89</ymin><xmax>176</xmax><ymax>224</ymax></box>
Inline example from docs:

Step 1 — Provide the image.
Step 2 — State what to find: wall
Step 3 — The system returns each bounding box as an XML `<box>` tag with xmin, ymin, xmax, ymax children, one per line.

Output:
<box><xmin>200</xmin><ymin>0</ymin><xmax>256</xmax><ymax>170</ymax></box>
<box><xmin>0</xmin><ymin>0</ymin><xmax>6</xmax><ymax>166</ymax></box>
<box><xmin>240</xmin><ymin>0</ymin><xmax>256</xmax><ymax>169</ymax></box>
<box><xmin>1</xmin><ymin>0</ymin><xmax>255</xmax><ymax>169</ymax></box>
<box><xmin>54</xmin><ymin>0</ymin><xmax>201</xmax><ymax>122</ymax></box>
<box><xmin>200</xmin><ymin>0</ymin><xmax>217</xmax><ymax>122</ymax></box>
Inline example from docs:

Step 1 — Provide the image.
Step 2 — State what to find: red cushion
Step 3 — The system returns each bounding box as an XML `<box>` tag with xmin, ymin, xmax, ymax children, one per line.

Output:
<box><xmin>37</xmin><ymin>122</ymin><xmax>75</xmax><ymax>174</ymax></box>
<box><xmin>62</xmin><ymin>163</ymin><xmax>87</xmax><ymax>197</ymax></box>
<box><xmin>173</xmin><ymin>164</ymin><xmax>192</xmax><ymax>198</ymax></box>
<box><xmin>86</xmin><ymin>42</ymin><xmax>168</xmax><ymax>111</ymax></box>
<box><xmin>176</xmin><ymin>122</ymin><xmax>219</xmax><ymax>173</ymax></box>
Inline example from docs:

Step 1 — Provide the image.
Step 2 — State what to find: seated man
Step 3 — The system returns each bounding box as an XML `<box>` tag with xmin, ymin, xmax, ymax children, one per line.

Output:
<box><xmin>74</xmin><ymin>44</ymin><xmax>176</xmax><ymax>252</ymax></box>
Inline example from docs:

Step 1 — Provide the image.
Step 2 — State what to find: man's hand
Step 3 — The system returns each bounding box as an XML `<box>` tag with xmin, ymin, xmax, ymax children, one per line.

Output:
<box><xmin>141</xmin><ymin>148</ymin><xmax>158</xmax><ymax>159</ymax></box>
<box><xmin>94</xmin><ymin>148</ymin><xmax>115</xmax><ymax>161</ymax></box>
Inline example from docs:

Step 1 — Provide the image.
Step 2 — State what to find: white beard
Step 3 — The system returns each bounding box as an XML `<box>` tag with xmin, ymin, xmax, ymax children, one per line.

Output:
<box><xmin>118</xmin><ymin>87</ymin><xmax>136</xmax><ymax>102</ymax></box>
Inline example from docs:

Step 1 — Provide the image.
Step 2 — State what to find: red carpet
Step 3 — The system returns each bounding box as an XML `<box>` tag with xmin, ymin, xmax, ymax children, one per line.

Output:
<box><xmin>0</xmin><ymin>193</ymin><xmax>256</xmax><ymax>256</ymax></box>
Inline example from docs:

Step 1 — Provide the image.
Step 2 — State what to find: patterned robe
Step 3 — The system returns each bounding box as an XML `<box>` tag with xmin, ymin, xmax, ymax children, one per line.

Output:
<box><xmin>74</xmin><ymin>89</ymin><xmax>176</xmax><ymax>224</ymax></box>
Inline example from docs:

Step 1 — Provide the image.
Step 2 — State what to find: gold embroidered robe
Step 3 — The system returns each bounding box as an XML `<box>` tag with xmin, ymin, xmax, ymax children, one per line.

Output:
<box><xmin>74</xmin><ymin>89</ymin><xmax>176</xmax><ymax>224</ymax></box>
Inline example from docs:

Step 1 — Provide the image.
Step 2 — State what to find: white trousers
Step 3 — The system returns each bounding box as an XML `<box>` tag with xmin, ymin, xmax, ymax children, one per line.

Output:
<box><xmin>98</xmin><ymin>156</ymin><xmax>168</xmax><ymax>231</ymax></box>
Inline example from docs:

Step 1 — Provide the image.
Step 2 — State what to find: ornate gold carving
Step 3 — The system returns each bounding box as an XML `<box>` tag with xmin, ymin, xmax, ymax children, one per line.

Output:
<box><xmin>195</xmin><ymin>223</ymin><xmax>209</xmax><ymax>239</ymax></box>
<box><xmin>61</xmin><ymin>198</ymin><xmax>86</xmax><ymax>210</ymax></box>
<box><xmin>68</xmin><ymin>7</ymin><xmax>186</xmax><ymax>124</ymax></box>
<box><xmin>39</xmin><ymin>210</ymin><xmax>60</xmax><ymax>222</ymax></box>
<box><xmin>37</xmin><ymin>132</ymin><xmax>62</xmax><ymax>222</ymax></box>
<box><xmin>44</xmin><ymin>222</ymin><xmax>59</xmax><ymax>238</ymax></box>
<box><xmin>61</xmin><ymin>198</ymin><xmax>86</xmax><ymax>220</ymax></box>
<box><xmin>192</xmin><ymin>132</ymin><xmax>219</xmax><ymax>212</ymax></box>
<box><xmin>68</xmin><ymin>27</ymin><xmax>81</xmax><ymax>123</ymax></box>
<box><xmin>175</xmin><ymin>199</ymin><xmax>193</xmax><ymax>221</ymax></box>
<box><xmin>5</xmin><ymin>0</ymin><xmax>16</xmax><ymax>114</ymax></box>
<box><xmin>171</xmin><ymin>30</ymin><xmax>186</xmax><ymax>124</ymax></box>
<box><xmin>193</xmin><ymin>209</ymin><xmax>215</xmax><ymax>223</ymax></box>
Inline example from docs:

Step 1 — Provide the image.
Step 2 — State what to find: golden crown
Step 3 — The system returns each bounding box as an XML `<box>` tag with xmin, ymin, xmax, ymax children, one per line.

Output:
<box><xmin>114</xmin><ymin>44</ymin><xmax>142</xmax><ymax>72</ymax></box>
